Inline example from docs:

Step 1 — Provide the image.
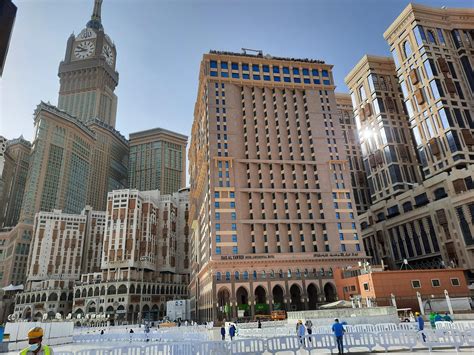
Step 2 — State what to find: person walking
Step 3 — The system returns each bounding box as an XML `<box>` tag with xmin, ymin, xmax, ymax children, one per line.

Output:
<box><xmin>332</xmin><ymin>318</ymin><xmax>345</xmax><ymax>355</ymax></box>
<box><xmin>220</xmin><ymin>325</ymin><xmax>226</xmax><ymax>340</ymax></box>
<box><xmin>297</xmin><ymin>320</ymin><xmax>306</xmax><ymax>347</ymax></box>
<box><xmin>416</xmin><ymin>312</ymin><xmax>426</xmax><ymax>342</ymax></box>
<box><xmin>129</xmin><ymin>328</ymin><xmax>134</xmax><ymax>343</ymax></box>
<box><xmin>257</xmin><ymin>319</ymin><xmax>262</xmax><ymax>329</ymax></box>
<box><xmin>305</xmin><ymin>319</ymin><xmax>313</xmax><ymax>343</ymax></box>
<box><xmin>229</xmin><ymin>324</ymin><xmax>236</xmax><ymax>341</ymax></box>
<box><xmin>20</xmin><ymin>327</ymin><xmax>53</xmax><ymax>354</ymax></box>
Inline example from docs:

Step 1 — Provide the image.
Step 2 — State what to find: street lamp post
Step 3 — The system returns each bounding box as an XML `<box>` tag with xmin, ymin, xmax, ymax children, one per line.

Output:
<box><xmin>138</xmin><ymin>255</ymin><xmax>151</xmax><ymax>327</ymax></box>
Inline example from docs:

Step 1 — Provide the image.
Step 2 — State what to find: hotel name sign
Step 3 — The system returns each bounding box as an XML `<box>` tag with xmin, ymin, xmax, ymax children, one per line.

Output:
<box><xmin>220</xmin><ymin>252</ymin><xmax>360</xmax><ymax>261</ymax></box>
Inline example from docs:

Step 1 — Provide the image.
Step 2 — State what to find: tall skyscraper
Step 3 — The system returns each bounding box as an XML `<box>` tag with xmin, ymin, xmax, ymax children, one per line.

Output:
<box><xmin>345</xmin><ymin>56</ymin><xmax>422</xmax><ymax>205</ymax></box>
<box><xmin>345</xmin><ymin>4</ymin><xmax>474</xmax><ymax>277</ymax></box>
<box><xmin>129</xmin><ymin>128</ymin><xmax>187</xmax><ymax>195</ymax></box>
<box><xmin>0</xmin><ymin>0</ymin><xmax>17</xmax><ymax>77</ymax></box>
<box><xmin>58</xmin><ymin>0</ymin><xmax>118</xmax><ymax>127</ymax></box>
<box><xmin>0</xmin><ymin>136</ymin><xmax>31</xmax><ymax>228</ymax></box>
<box><xmin>335</xmin><ymin>93</ymin><xmax>371</xmax><ymax>214</ymax></box>
<box><xmin>18</xmin><ymin>0</ymin><xmax>128</xmax><ymax>223</ymax></box>
<box><xmin>189</xmin><ymin>51</ymin><xmax>365</xmax><ymax>321</ymax></box>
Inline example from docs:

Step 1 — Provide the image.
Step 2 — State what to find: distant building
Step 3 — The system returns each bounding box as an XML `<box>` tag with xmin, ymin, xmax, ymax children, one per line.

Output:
<box><xmin>0</xmin><ymin>136</ymin><xmax>31</xmax><ymax>228</ymax></box>
<box><xmin>334</xmin><ymin>265</ymin><xmax>470</xmax><ymax>312</ymax></box>
<box><xmin>129</xmin><ymin>128</ymin><xmax>187</xmax><ymax>195</ymax></box>
<box><xmin>0</xmin><ymin>0</ymin><xmax>17</xmax><ymax>76</ymax></box>
<box><xmin>189</xmin><ymin>50</ymin><xmax>365</xmax><ymax>322</ymax></box>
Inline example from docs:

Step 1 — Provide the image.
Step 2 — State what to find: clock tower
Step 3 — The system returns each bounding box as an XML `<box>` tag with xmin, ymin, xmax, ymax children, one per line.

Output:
<box><xmin>58</xmin><ymin>0</ymin><xmax>119</xmax><ymax>128</ymax></box>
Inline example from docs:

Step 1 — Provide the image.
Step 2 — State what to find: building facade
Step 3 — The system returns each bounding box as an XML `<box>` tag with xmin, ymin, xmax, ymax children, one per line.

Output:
<box><xmin>384</xmin><ymin>4</ymin><xmax>474</xmax><ymax>181</ymax></box>
<box><xmin>0</xmin><ymin>136</ymin><xmax>31</xmax><ymax>228</ymax></box>
<box><xmin>129</xmin><ymin>128</ymin><xmax>187</xmax><ymax>195</ymax></box>
<box><xmin>72</xmin><ymin>189</ymin><xmax>190</xmax><ymax>324</ymax></box>
<box><xmin>334</xmin><ymin>265</ymin><xmax>470</xmax><ymax>312</ymax></box>
<box><xmin>14</xmin><ymin>207</ymin><xmax>105</xmax><ymax>320</ymax></box>
<box><xmin>189</xmin><ymin>50</ymin><xmax>365</xmax><ymax>322</ymax></box>
<box><xmin>335</xmin><ymin>93</ymin><xmax>371</xmax><ymax>214</ymax></box>
<box><xmin>344</xmin><ymin>4</ymin><xmax>474</xmax><ymax>280</ymax></box>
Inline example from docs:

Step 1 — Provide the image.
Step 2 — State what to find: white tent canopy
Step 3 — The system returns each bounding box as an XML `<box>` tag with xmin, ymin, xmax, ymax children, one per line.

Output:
<box><xmin>2</xmin><ymin>284</ymin><xmax>24</xmax><ymax>291</ymax></box>
<box><xmin>319</xmin><ymin>300</ymin><xmax>353</xmax><ymax>309</ymax></box>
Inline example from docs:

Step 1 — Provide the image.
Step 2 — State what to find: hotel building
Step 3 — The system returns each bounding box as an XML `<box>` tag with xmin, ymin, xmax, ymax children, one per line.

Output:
<box><xmin>189</xmin><ymin>50</ymin><xmax>365</xmax><ymax>321</ymax></box>
<box><xmin>345</xmin><ymin>4</ymin><xmax>474</xmax><ymax>278</ymax></box>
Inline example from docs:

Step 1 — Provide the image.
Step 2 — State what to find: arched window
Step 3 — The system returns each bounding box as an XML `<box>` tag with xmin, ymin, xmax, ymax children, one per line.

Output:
<box><xmin>427</xmin><ymin>30</ymin><xmax>437</xmax><ymax>44</ymax></box>
<box><xmin>261</xmin><ymin>270</ymin><xmax>266</xmax><ymax>279</ymax></box>
<box><xmin>253</xmin><ymin>270</ymin><xmax>257</xmax><ymax>280</ymax></box>
<box><xmin>270</xmin><ymin>270</ymin><xmax>275</xmax><ymax>278</ymax></box>
<box><xmin>216</xmin><ymin>272</ymin><xmax>221</xmax><ymax>281</ymax></box>
<box><xmin>296</xmin><ymin>269</ymin><xmax>301</xmax><ymax>278</ymax></box>
<box><xmin>234</xmin><ymin>271</ymin><xmax>240</xmax><ymax>280</ymax></box>
<box><xmin>243</xmin><ymin>271</ymin><xmax>249</xmax><ymax>280</ymax></box>
<box><xmin>279</xmin><ymin>269</ymin><xmax>284</xmax><ymax>278</ymax></box>
<box><xmin>403</xmin><ymin>41</ymin><xmax>412</xmax><ymax>58</ymax></box>
<box><xmin>225</xmin><ymin>271</ymin><xmax>230</xmax><ymax>281</ymax></box>
<box><xmin>304</xmin><ymin>269</ymin><xmax>309</xmax><ymax>277</ymax></box>
<box><xmin>287</xmin><ymin>269</ymin><xmax>292</xmax><ymax>278</ymax></box>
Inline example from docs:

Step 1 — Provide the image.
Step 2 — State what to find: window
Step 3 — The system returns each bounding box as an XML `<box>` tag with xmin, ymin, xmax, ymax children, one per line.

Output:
<box><xmin>411</xmin><ymin>280</ymin><xmax>421</xmax><ymax>288</ymax></box>
<box><xmin>215</xmin><ymin>202</ymin><xmax>220</xmax><ymax>208</ymax></box>
<box><xmin>216</xmin><ymin>235</ymin><xmax>221</xmax><ymax>243</ymax></box>
<box><xmin>210</xmin><ymin>71</ymin><xmax>218</xmax><ymax>77</ymax></box>
<box><xmin>427</xmin><ymin>30</ymin><xmax>437</xmax><ymax>44</ymax></box>
<box><xmin>226</xmin><ymin>272</ymin><xmax>230</xmax><ymax>280</ymax></box>
<box><xmin>232</xmin><ymin>246</ymin><xmax>238</xmax><ymax>254</ymax></box>
<box><xmin>403</xmin><ymin>41</ymin><xmax>412</xmax><ymax>58</ymax></box>
<box><xmin>252</xmin><ymin>64</ymin><xmax>259</xmax><ymax>72</ymax></box>
<box><xmin>273</xmin><ymin>66</ymin><xmax>280</xmax><ymax>73</ymax></box>
<box><xmin>283</xmin><ymin>67</ymin><xmax>290</xmax><ymax>74</ymax></box>
<box><xmin>243</xmin><ymin>73</ymin><xmax>250</xmax><ymax>80</ymax></box>
<box><xmin>274</xmin><ymin>76</ymin><xmax>281</xmax><ymax>82</ymax></box>
<box><xmin>284</xmin><ymin>77</ymin><xmax>291</xmax><ymax>82</ymax></box>
<box><xmin>231</xmin><ymin>62</ymin><xmax>238</xmax><ymax>70</ymax></box>
<box><xmin>216</xmin><ymin>223</ymin><xmax>220</xmax><ymax>231</ymax></box>
<box><xmin>231</xmin><ymin>212</ymin><xmax>236</xmax><ymax>220</ymax></box>
<box><xmin>231</xmin><ymin>223</ymin><xmax>237</xmax><ymax>230</ymax></box>
<box><xmin>437</xmin><ymin>28</ymin><xmax>445</xmax><ymax>44</ymax></box>
<box><xmin>242</xmin><ymin>64</ymin><xmax>249</xmax><ymax>71</ymax></box>
<box><xmin>216</xmin><ymin>247</ymin><xmax>221</xmax><ymax>255</ymax></box>
<box><xmin>431</xmin><ymin>279</ymin><xmax>440</xmax><ymax>287</ymax></box>
<box><xmin>293</xmin><ymin>68</ymin><xmax>299</xmax><ymax>75</ymax></box>
<box><xmin>413</xmin><ymin>25</ymin><xmax>426</xmax><ymax>46</ymax></box>
<box><xmin>451</xmin><ymin>278</ymin><xmax>460</xmax><ymax>286</ymax></box>
<box><xmin>423</xmin><ymin>59</ymin><xmax>437</xmax><ymax>79</ymax></box>
<box><xmin>340</xmin><ymin>244</ymin><xmax>346</xmax><ymax>252</ymax></box>
<box><xmin>232</xmin><ymin>234</ymin><xmax>237</xmax><ymax>242</ymax></box>
<box><xmin>312</xmin><ymin>69</ymin><xmax>319</xmax><ymax>76</ymax></box>
<box><xmin>263</xmin><ymin>65</ymin><xmax>269</xmax><ymax>73</ymax></box>
<box><xmin>303</xmin><ymin>68</ymin><xmax>309</xmax><ymax>75</ymax></box>
<box><xmin>230</xmin><ymin>192</ymin><xmax>235</xmax><ymax>198</ymax></box>
<box><xmin>216</xmin><ymin>272</ymin><xmax>221</xmax><ymax>280</ymax></box>
<box><xmin>230</xmin><ymin>202</ymin><xmax>235</xmax><ymax>208</ymax></box>
<box><xmin>322</xmin><ymin>70</ymin><xmax>329</xmax><ymax>77</ymax></box>
<box><xmin>210</xmin><ymin>60</ymin><xmax>217</xmax><ymax>68</ymax></box>
<box><xmin>359</xmin><ymin>86</ymin><xmax>366</xmax><ymax>101</ymax></box>
<box><xmin>234</xmin><ymin>271</ymin><xmax>239</xmax><ymax>280</ymax></box>
<box><xmin>215</xmin><ymin>212</ymin><xmax>220</xmax><ymax>220</ymax></box>
<box><xmin>430</xmin><ymin>80</ymin><xmax>444</xmax><ymax>100</ymax></box>
<box><xmin>253</xmin><ymin>75</ymin><xmax>261</xmax><ymax>80</ymax></box>
<box><xmin>363</xmin><ymin>283</ymin><xmax>369</xmax><ymax>291</ymax></box>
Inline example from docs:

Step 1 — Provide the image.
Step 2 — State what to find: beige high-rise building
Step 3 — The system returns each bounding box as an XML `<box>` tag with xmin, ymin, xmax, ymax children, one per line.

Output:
<box><xmin>344</xmin><ymin>4</ymin><xmax>474</xmax><ymax>275</ymax></box>
<box><xmin>14</xmin><ymin>207</ymin><xmax>105</xmax><ymax>320</ymax></box>
<box><xmin>71</xmin><ymin>188</ymin><xmax>189</xmax><ymax>324</ymax></box>
<box><xmin>129</xmin><ymin>128</ymin><xmax>187</xmax><ymax>195</ymax></box>
<box><xmin>0</xmin><ymin>136</ymin><xmax>31</xmax><ymax>228</ymax></box>
<box><xmin>335</xmin><ymin>93</ymin><xmax>371</xmax><ymax>214</ymax></box>
<box><xmin>189</xmin><ymin>50</ymin><xmax>365</xmax><ymax>321</ymax></box>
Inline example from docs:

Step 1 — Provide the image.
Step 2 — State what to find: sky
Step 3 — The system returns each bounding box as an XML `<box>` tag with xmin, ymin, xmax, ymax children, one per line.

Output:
<box><xmin>0</xmin><ymin>0</ymin><xmax>472</xmax><ymax>143</ymax></box>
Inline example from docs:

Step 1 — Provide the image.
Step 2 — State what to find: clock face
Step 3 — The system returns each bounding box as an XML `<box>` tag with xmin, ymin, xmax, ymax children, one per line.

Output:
<box><xmin>74</xmin><ymin>41</ymin><xmax>95</xmax><ymax>59</ymax></box>
<box><xmin>102</xmin><ymin>44</ymin><xmax>114</xmax><ymax>66</ymax></box>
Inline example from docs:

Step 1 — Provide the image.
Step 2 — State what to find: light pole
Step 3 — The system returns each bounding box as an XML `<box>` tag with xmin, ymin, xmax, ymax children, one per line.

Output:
<box><xmin>138</xmin><ymin>255</ymin><xmax>151</xmax><ymax>327</ymax></box>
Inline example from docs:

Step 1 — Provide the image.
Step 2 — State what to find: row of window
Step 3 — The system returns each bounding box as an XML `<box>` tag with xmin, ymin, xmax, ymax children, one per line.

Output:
<box><xmin>216</xmin><ymin>267</ymin><xmax>334</xmax><ymax>281</ymax></box>
<box><xmin>411</xmin><ymin>277</ymin><xmax>460</xmax><ymax>289</ymax></box>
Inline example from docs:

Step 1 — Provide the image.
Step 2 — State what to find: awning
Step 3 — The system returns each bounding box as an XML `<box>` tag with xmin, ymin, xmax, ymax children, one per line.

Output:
<box><xmin>2</xmin><ymin>284</ymin><xmax>24</xmax><ymax>291</ymax></box>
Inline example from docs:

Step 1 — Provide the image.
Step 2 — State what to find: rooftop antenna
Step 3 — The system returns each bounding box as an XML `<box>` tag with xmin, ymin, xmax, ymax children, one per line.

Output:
<box><xmin>241</xmin><ymin>48</ymin><xmax>263</xmax><ymax>57</ymax></box>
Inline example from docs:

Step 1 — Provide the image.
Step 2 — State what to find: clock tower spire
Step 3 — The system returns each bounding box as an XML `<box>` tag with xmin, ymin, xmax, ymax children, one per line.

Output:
<box><xmin>57</xmin><ymin>0</ymin><xmax>118</xmax><ymax>127</ymax></box>
<box><xmin>87</xmin><ymin>0</ymin><xmax>103</xmax><ymax>31</ymax></box>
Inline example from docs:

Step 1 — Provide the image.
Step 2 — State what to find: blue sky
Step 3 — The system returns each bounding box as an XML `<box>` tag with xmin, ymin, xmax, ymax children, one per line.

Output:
<box><xmin>1</xmin><ymin>0</ymin><xmax>472</xmax><ymax>142</ymax></box>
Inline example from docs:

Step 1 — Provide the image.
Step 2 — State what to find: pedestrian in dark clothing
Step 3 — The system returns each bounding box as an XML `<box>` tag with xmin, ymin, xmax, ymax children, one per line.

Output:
<box><xmin>257</xmin><ymin>320</ymin><xmax>262</xmax><ymax>329</ymax></box>
<box><xmin>220</xmin><ymin>326</ymin><xmax>226</xmax><ymax>340</ymax></box>
<box><xmin>444</xmin><ymin>313</ymin><xmax>453</xmax><ymax>322</ymax></box>
<box><xmin>305</xmin><ymin>320</ymin><xmax>313</xmax><ymax>343</ymax></box>
<box><xmin>416</xmin><ymin>312</ymin><xmax>426</xmax><ymax>342</ymax></box>
<box><xmin>100</xmin><ymin>329</ymin><xmax>104</xmax><ymax>335</ymax></box>
<box><xmin>332</xmin><ymin>318</ymin><xmax>345</xmax><ymax>355</ymax></box>
<box><xmin>229</xmin><ymin>324</ymin><xmax>236</xmax><ymax>340</ymax></box>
